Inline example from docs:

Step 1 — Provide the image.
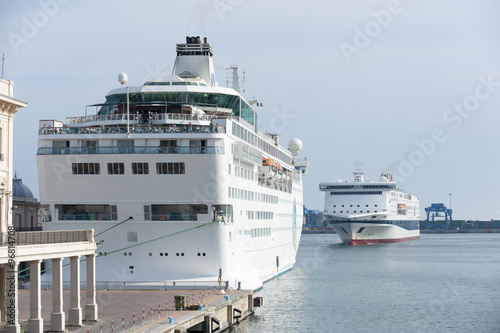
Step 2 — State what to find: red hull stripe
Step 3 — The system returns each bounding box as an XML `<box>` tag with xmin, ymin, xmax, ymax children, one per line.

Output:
<box><xmin>346</xmin><ymin>235</ymin><xmax>420</xmax><ymax>245</ymax></box>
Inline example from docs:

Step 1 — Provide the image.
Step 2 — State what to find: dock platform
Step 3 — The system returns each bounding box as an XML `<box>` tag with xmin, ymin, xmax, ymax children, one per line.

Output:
<box><xmin>13</xmin><ymin>288</ymin><xmax>260</xmax><ymax>332</ymax></box>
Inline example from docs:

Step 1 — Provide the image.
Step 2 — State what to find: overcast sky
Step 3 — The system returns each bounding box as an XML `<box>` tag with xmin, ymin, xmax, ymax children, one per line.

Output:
<box><xmin>1</xmin><ymin>0</ymin><xmax>500</xmax><ymax>220</ymax></box>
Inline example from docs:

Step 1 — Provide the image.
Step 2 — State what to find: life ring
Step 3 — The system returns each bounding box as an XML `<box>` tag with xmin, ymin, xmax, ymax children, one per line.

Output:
<box><xmin>97</xmin><ymin>214</ymin><xmax>102</xmax><ymax>220</ymax></box>
<box><xmin>218</xmin><ymin>277</ymin><xmax>222</xmax><ymax>284</ymax></box>
<box><xmin>160</xmin><ymin>215</ymin><xmax>166</xmax><ymax>221</ymax></box>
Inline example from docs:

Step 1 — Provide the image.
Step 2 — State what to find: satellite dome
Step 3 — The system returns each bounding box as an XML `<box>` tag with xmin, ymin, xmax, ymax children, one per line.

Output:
<box><xmin>118</xmin><ymin>73</ymin><xmax>128</xmax><ymax>86</ymax></box>
<box><xmin>288</xmin><ymin>138</ymin><xmax>303</xmax><ymax>156</ymax></box>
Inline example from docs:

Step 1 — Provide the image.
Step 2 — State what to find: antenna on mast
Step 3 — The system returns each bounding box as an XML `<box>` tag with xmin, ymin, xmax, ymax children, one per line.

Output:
<box><xmin>226</xmin><ymin>65</ymin><xmax>245</xmax><ymax>93</ymax></box>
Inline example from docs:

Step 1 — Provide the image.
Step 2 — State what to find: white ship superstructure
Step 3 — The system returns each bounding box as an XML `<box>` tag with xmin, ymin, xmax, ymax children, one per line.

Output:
<box><xmin>319</xmin><ymin>167</ymin><xmax>419</xmax><ymax>244</ymax></box>
<box><xmin>37</xmin><ymin>36</ymin><xmax>307</xmax><ymax>290</ymax></box>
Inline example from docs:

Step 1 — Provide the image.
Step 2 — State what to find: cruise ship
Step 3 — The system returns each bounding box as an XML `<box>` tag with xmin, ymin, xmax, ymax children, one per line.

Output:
<box><xmin>319</xmin><ymin>167</ymin><xmax>420</xmax><ymax>245</ymax></box>
<box><xmin>37</xmin><ymin>36</ymin><xmax>308</xmax><ymax>290</ymax></box>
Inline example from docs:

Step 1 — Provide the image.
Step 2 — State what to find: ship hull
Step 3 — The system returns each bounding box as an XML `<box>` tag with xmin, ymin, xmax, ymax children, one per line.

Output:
<box><xmin>330</xmin><ymin>221</ymin><xmax>420</xmax><ymax>245</ymax></box>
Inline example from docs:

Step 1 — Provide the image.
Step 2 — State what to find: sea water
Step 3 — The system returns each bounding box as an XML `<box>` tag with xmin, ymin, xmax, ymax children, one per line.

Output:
<box><xmin>229</xmin><ymin>233</ymin><xmax>500</xmax><ymax>333</ymax></box>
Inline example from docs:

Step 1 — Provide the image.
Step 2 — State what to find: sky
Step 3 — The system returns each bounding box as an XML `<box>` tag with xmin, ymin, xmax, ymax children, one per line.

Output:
<box><xmin>1</xmin><ymin>0</ymin><xmax>499</xmax><ymax>220</ymax></box>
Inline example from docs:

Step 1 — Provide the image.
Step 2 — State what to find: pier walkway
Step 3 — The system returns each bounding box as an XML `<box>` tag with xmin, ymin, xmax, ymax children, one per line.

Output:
<box><xmin>11</xmin><ymin>288</ymin><xmax>257</xmax><ymax>333</ymax></box>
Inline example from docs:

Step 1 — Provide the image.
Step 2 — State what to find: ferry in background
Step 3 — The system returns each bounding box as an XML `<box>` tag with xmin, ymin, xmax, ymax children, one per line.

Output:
<box><xmin>319</xmin><ymin>167</ymin><xmax>420</xmax><ymax>245</ymax></box>
<box><xmin>37</xmin><ymin>36</ymin><xmax>308</xmax><ymax>290</ymax></box>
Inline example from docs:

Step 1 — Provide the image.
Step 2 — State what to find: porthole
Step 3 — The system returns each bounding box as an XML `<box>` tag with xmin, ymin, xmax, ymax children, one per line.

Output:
<box><xmin>124</xmin><ymin>252</ymin><xmax>127</xmax><ymax>256</ymax></box>
<box><xmin>128</xmin><ymin>252</ymin><xmax>132</xmax><ymax>256</ymax></box>
<box><xmin>164</xmin><ymin>253</ymin><xmax>168</xmax><ymax>256</ymax></box>
<box><xmin>197</xmin><ymin>253</ymin><xmax>201</xmax><ymax>256</ymax></box>
<box><xmin>181</xmin><ymin>253</ymin><xmax>185</xmax><ymax>256</ymax></box>
<box><xmin>202</xmin><ymin>253</ymin><xmax>206</xmax><ymax>256</ymax></box>
<box><xmin>176</xmin><ymin>253</ymin><xmax>179</xmax><ymax>256</ymax></box>
<box><xmin>160</xmin><ymin>253</ymin><xmax>163</xmax><ymax>256</ymax></box>
<box><xmin>149</xmin><ymin>253</ymin><xmax>152</xmax><ymax>256</ymax></box>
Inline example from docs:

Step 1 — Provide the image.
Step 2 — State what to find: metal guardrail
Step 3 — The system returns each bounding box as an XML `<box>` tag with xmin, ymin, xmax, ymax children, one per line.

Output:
<box><xmin>37</xmin><ymin>146</ymin><xmax>225</xmax><ymax>155</ymax></box>
<box><xmin>40</xmin><ymin>280</ymin><xmax>227</xmax><ymax>290</ymax></box>
<box><xmin>0</xmin><ymin>229</ymin><xmax>94</xmax><ymax>246</ymax></box>
<box><xmin>66</xmin><ymin>113</ymin><xmax>215</xmax><ymax>125</ymax></box>
<box><xmin>39</xmin><ymin>124</ymin><xmax>226</xmax><ymax>135</ymax></box>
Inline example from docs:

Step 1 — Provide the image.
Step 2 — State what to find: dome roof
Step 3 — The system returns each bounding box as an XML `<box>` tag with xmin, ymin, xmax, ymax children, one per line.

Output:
<box><xmin>13</xmin><ymin>174</ymin><xmax>34</xmax><ymax>199</ymax></box>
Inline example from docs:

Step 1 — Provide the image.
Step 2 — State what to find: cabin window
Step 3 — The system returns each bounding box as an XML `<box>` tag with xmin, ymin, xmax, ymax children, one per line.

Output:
<box><xmin>53</xmin><ymin>140</ymin><xmax>69</xmax><ymax>154</ymax></box>
<box><xmin>82</xmin><ymin>140</ymin><xmax>98</xmax><ymax>153</ymax></box>
<box><xmin>156</xmin><ymin>162</ymin><xmax>185</xmax><ymax>174</ymax></box>
<box><xmin>150</xmin><ymin>204</ymin><xmax>208</xmax><ymax>221</ymax></box>
<box><xmin>117</xmin><ymin>140</ymin><xmax>134</xmax><ymax>153</ymax></box>
<box><xmin>108</xmin><ymin>163</ymin><xmax>125</xmax><ymax>175</ymax></box>
<box><xmin>72</xmin><ymin>163</ymin><xmax>100</xmax><ymax>175</ymax></box>
<box><xmin>132</xmin><ymin>162</ymin><xmax>149</xmax><ymax>175</ymax></box>
<box><xmin>55</xmin><ymin>204</ymin><xmax>115</xmax><ymax>220</ymax></box>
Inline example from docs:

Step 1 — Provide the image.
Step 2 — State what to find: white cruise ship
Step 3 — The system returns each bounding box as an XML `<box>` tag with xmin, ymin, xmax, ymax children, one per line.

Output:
<box><xmin>319</xmin><ymin>167</ymin><xmax>420</xmax><ymax>245</ymax></box>
<box><xmin>37</xmin><ymin>36</ymin><xmax>308</xmax><ymax>290</ymax></box>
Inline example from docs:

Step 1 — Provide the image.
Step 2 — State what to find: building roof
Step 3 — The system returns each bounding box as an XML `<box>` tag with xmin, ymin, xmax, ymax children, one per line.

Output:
<box><xmin>13</xmin><ymin>174</ymin><xmax>35</xmax><ymax>200</ymax></box>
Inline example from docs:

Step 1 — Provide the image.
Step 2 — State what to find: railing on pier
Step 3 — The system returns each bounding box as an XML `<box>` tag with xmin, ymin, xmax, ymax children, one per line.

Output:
<box><xmin>0</xmin><ymin>229</ymin><xmax>94</xmax><ymax>246</ymax></box>
<box><xmin>39</xmin><ymin>124</ymin><xmax>226</xmax><ymax>135</ymax></box>
<box><xmin>37</xmin><ymin>145</ymin><xmax>225</xmax><ymax>155</ymax></box>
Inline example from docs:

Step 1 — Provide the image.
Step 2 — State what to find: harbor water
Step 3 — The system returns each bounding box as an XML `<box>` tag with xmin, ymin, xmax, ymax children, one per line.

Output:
<box><xmin>229</xmin><ymin>233</ymin><xmax>500</xmax><ymax>333</ymax></box>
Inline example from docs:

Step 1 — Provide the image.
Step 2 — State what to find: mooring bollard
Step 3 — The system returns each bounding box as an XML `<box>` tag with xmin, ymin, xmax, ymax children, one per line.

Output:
<box><xmin>168</xmin><ymin>316</ymin><xmax>174</xmax><ymax>324</ymax></box>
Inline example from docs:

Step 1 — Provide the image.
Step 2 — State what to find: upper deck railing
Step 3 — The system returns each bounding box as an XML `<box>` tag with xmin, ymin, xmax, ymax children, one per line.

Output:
<box><xmin>39</xmin><ymin>124</ymin><xmax>226</xmax><ymax>135</ymax></box>
<box><xmin>37</xmin><ymin>145</ymin><xmax>225</xmax><ymax>155</ymax></box>
<box><xmin>0</xmin><ymin>229</ymin><xmax>94</xmax><ymax>246</ymax></box>
<box><xmin>66</xmin><ymin>113</ymin><xmax>215</xmax><ymax>125</ymax></box>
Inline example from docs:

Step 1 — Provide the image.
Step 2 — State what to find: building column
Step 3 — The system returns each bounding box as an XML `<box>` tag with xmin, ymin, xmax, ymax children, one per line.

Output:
<box><xmin>28</xmin><ymin>260</ymin><xmax>43</xmax><ymax>333</ymax></box>
<box><xmin>50</xmin><ymin>258</ymin><xmax>65</xmax><ymax>331</ymax></box>
<box><xmin>4</xmin><ymin>261</ymin><xmax>20</xmax><ymax>333</ymax></box>
<box><xmin>84</xmin><ymin>254</ymin><xmax>98</xmax><ymax>321</ymax></box>
<box><xmin>68</xmin><ymin>255</ymin><xmax>82</xmax><ymax>326</ymax></box>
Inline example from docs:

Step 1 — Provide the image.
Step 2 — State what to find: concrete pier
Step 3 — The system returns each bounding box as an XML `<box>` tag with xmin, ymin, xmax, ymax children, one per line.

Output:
<box><xmin>13</xmin><ymin>288</ymin><xmax>260</xmax><ymax>332</ymax></box>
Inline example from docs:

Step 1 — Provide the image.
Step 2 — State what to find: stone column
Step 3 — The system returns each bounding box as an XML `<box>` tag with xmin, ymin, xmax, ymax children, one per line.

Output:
<box><xmin>84</xmin><ymin>254</ymin><xmax>98</xmax><ymax>321</ymax></box>
<box><xmin>28</xmin><ymin>260</ymin><xmax>43</xmax><ymax>333</ymax></box>
<box><xmin>68</xmin><ymin>255</ymin><xmax>82</xmax><ymax>326</ymax></box>
<box><xmin>50</xmin><ymin>258</ymin><xmax>65</xmax><ymax>331</ymax></box>
<box><xmin>4</xmin><ymin>261</ymin><xmax>20</xmax><ymax>333</ymax></box>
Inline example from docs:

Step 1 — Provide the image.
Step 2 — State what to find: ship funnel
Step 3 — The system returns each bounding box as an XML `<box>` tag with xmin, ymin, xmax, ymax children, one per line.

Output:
<box><xmin>174</xmin><ymin>36</ymin><xmax>217</xmax><ymax>86</ymax></box>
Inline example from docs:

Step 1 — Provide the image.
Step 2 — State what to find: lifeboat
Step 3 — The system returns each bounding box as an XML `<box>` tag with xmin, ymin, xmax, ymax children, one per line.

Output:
<box><xmin>261</xmin><ymin>157</ymin><xmax>280</xmax><ymax>178</ymax></box>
